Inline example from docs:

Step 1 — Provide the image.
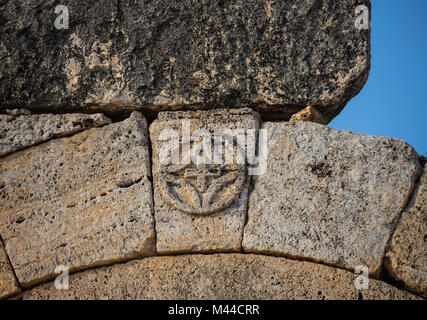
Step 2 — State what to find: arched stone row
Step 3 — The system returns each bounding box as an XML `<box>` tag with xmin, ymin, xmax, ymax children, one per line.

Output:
<box><xmin>0</xmin><ymin>109</ymin><xmax>425</xmax><ymax>300</ymax></box>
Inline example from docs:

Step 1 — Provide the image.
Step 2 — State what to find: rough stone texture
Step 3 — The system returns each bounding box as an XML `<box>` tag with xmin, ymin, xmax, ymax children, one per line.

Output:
<box><xmin>0</xmin><ymin>110</ymin><xmax>111</xmax><ymax>157</ymax></box>
<box><xmin>243</xmin><ymin>121</ymin><xmax>422</xmax><ymax>276</ymax></box>
<box><xmin>0</xmin><ymin>0</ymin><xmax>370</xmax><ymax>122</ymax></box>
<box><xmin>289</xmin><ymin>106</ymin><xmax>327</xmax><ymax>125</ymax></box>
<box><xmin>4</xmin><ymin>109</ymin><xmax>31</xmax><ymax>116</ymax></box>
<box><xmin>16</xmin><ymin>254</ymin><xmax>419</xmax><ymax>300</ymax></box>
<box><xmin>385</xmin><ymin>165</ymin><xmax>427</xmax><ymax>297</ymax></box>
<box><xmin>150</xmin><ymin>108</ymin><xmax>260</xmax><ymax>254</ymax></box>
<box><xmin>0</xmin><ymin>240</ymin><xmax>20</xmax><ymax>299</ymax></box>
<box><xmin>0</xmin><ymin>112</ymin><xmax>155</xmax><ymax>288</ymax></box>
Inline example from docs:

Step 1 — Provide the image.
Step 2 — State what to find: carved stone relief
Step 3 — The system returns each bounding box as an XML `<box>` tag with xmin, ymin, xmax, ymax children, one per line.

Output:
<box><xmin>150</xmin><ymin>108</ymin><xmax>260</xmax><ymax>253</ymax></box>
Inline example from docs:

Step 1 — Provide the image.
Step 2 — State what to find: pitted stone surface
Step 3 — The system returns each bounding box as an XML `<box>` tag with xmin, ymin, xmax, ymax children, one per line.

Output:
<box><xmin>150</xmin><ymin>108</ymin><xmax>260</xmax><ymax>254</ymax></box>
<box><xmin>0</xmin><ymin>240</ymin><xmax>20</xmax><ymax>299</ymax></box>
<box><xmin>0</xmin><ymin>110</ymin><xmax>111</xmax><ymax>157</ymax></box>
<box><xmin>1</xmin><ymin>0</ymin><xmax>370</xmax><ymax>122</ymax></box>
<box><xmin>290</xmin><ymin>106</ymin><xmax>328</xmax><ymax>125</ymax></box>
<box><xmin>385</xmin><ymin>165</ymin><xmax>427</xmax><ymax>297</ymax></box>
<box><xmin>243</xmin><ymin>121</ymin><xmax>422</xmax><ymax>276</ymax></box>
<box><xmin>16</xmin><ymin>254</ymin><xmax>419</xmax><ymax>300</ymax></box>
<box><xmin>0</xmin><ymin>112</ymin><xmax>155</xmax><ymax>288</ymax></box>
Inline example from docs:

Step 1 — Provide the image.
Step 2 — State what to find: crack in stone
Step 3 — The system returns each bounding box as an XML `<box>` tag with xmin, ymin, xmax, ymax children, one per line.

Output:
<box><xmin>146</xmin><ymin>134</ymin><xmax>159</xmax><ymax>256</ymax></box>
<box><xmin>0</xmin><ymin>235</ymin><xmax>22</xmax><ymax>294</ymax></box>
<box><xmin>240</xmin><ymin>121</ymin><xmax>263</xmax><ymax>253</ymax></box>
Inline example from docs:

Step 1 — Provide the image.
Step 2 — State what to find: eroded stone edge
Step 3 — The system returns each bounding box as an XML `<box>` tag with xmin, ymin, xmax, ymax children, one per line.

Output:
<box><xmin>383</xmin><ymin>161</ymin><xmax>427</xmax><ymax>297</ymax></box>
<box><xmin>0</xmin><ymin>112</ymin><xmax>112</xmax><ymax>158</ymax></box>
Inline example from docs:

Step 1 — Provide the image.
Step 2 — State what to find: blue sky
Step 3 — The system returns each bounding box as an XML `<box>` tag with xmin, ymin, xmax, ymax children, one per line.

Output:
<box><xmin>329</xmin><ymin>0</ymin><xmax>427</xmax><ymax>156</ymax></box>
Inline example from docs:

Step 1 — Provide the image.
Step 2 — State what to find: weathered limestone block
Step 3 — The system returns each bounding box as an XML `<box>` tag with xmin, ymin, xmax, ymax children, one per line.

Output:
<box><xmin>385</xmin><ymin>165</ymin><xmax>427</xmax><ymax>297</ymax></box>
<box><xmin>0</xmin><ymin>110</ymin><xmax>111</xmax><ymax>157</ymax></box>
<box><xmin>0</xmin><ymin>0</ymin><xmax>370</xmax><ymax>122</ymax></box>
<box><xmin>243</xmin><ymin>121</ymin><xmax>422</xmax><ymax>276</ymax></box>
<box><xmin>16</xmin><ymin>254</ymin><xmax>419</xmax><ymax>300</ymax></box>
<box><xmin>0</xmin><ymin>240</ymin><xmax>19</xmax><ymax>299</ymax></box>
<box><xmin>289</xmin><ymin>106</ymin><xmax>328</xmax><ymax>125</ymax></box>
<box><xmin>0</xmin><ymin>112</ymin><xmax>155</xmax><ymax>288</ymax></box>
<box><xmin>150</xmin><ymin>108</ymin><xmax>260</xmax><ymax>254</ymax></box>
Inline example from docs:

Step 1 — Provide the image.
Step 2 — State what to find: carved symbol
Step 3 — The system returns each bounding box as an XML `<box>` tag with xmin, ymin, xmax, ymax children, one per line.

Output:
<box><xmin>158</xmin><ymin>163</ymin><xmax>246</xmax><ymax>216</ymax></box>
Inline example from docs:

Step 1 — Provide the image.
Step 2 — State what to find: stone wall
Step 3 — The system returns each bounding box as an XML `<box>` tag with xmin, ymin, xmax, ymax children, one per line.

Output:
<box><xmin>0</xmin><ymin>0</ymin><xmax>425</xmax><ymax>300</ymax></box>
<box><xmin>0</xmin><ymin>108</ymin><xmax>425</xmax><ymax>300</ymax></box>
